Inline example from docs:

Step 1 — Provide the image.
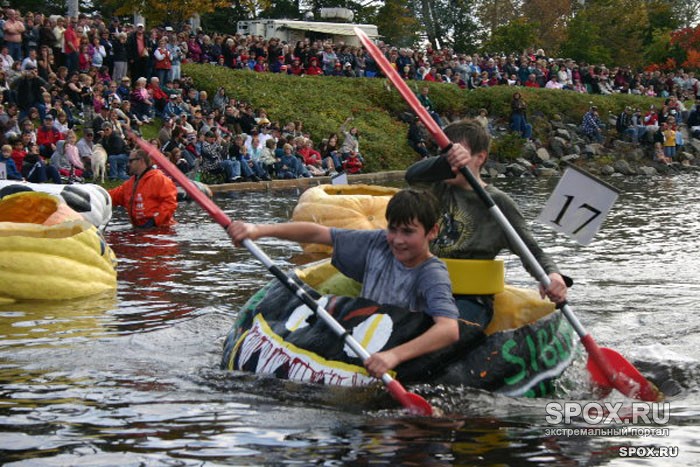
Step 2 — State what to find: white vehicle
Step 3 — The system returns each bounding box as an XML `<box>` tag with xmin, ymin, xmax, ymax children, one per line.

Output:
<box><xmin>236</xmin><ymin>19</ymin><xmax>378</xmax><ymax>47</ymax></box>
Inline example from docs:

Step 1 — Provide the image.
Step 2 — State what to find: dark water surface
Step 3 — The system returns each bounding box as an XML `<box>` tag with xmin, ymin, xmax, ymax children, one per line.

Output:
<box><xmin>1</xmin><ymin>177</ymin><xmax>699</xmax><ymax>465</ymax></box>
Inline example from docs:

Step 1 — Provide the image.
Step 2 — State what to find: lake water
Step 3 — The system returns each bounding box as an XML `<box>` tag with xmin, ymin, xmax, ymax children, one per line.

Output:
<box><xmin>1</xmin><ymin>176</ymin><xmax>699</xmax><ymax>465</ymax></box>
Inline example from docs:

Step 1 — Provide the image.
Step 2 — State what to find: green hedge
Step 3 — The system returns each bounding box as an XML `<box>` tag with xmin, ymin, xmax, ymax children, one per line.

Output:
<box><xmin>183</xmin><ymin>64</ymin><xmax>666</xmax><ymax>170</ymax></box>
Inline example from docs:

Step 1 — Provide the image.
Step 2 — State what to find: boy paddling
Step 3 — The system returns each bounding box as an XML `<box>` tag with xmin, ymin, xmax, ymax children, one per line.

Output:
<box><xmin>227</xmin><ymin>188</ymin><xmax>459</xmax><ymax>379</ymax></box>
<box><xmin>407</xmin><ymin>120</ymin><xmax>568</xmax><ymax>329</ymax></box>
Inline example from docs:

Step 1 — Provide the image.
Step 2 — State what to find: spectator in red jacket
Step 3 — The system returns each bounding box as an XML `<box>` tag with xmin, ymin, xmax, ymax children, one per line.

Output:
<box><xmin>36</xmin><ymin>114</ymin><xmax>63</xmax><ymax>158</ymax></box>
<box><xmin>148</xmin><ymin>77</ymin><xmax>169</xmax><ymax>117</ymax></box>
<box><xmin>153</xmin><ymin>37</ymin><xmax>172</xmax><ymax>85</ymax></box>
<box><xmin>306</xmin><ymin>57</ymin><xmax>323</xmax><ymax>76</ymax></box>
<box><xmin>524</xmin><ymin>73</ymin><xmax>540</xmax><ymax>88</ymax></box>
<box><xmin>342</xmin><ymin>152</ymin><xmax>363</xmax><ymax>174</ymax></box>
<box><xmin>288</xmin><ymin>57</ymin><xmax>305</xmax><ymax>76</ymax></box>
<box><xmin>297</xmin><ymin>137</ymin><xmax>325</xmax><ymax>176</ymax></box>
<box><xmin>63</xmin><ymin>19</ymin><xmax>80</xmax><ymax>74</ymax></box>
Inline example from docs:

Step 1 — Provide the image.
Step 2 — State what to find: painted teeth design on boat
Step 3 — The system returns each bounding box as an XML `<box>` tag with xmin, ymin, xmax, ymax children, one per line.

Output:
<box><xmin>235</xmin><ymin>313</ymin><xmax>375</xmax><ymax>386</ymax></box>
<box><xmin>223</xmin><ymin>258</ymin><xmax>578</xmax><ymax>397</ymax></box>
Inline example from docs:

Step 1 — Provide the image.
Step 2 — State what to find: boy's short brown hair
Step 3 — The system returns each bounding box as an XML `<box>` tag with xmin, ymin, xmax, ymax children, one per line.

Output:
<box><xmin>385</xmin><ymin>188</ymin><xmax>439</xmax><ymax>232</ymax></box>
<box><xmin>443</xmin><ymin>118</ymin><xmax>490</xmax><ymax>156</ymax></box>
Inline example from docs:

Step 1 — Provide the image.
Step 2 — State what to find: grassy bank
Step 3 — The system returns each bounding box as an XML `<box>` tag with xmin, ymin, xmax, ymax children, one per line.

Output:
<box><xmin>184</xmin><ymin>64</ymin><xmax>666</xmax><ymax>171</ymax></box>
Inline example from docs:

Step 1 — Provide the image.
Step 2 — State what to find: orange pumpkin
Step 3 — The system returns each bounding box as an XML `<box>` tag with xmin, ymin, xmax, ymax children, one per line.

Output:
<box><xmin>0</xmin><ymin>191</ymin><xmax>117</xmax><ymax>303</ymax></box>
<box><xmin>292</xmin><ymin>184</ymin><xmax>400</xmax><ymax>253</ymax></box>
<box><xmin>0</xmin><ymin>191</ymin><xmax>82</xmax><ymax>226</ymax></box>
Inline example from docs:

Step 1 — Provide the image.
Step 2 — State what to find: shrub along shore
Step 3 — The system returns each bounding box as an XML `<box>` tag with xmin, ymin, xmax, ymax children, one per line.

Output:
<box><xmin>180</xmin><ymin>64</ymin><xmax>700</xmax><ymax>179</ymax></box>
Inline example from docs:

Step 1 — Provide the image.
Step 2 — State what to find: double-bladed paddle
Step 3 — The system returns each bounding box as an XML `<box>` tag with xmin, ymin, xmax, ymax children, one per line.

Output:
<box><xmin>129</xmin><ymin>134</ymin><xmax>434</xmax><ymax>416</ymax></box>
<box><xmin>353</xmin><ymin>27</ymin><xmax>661</xmax><ymax>402</ymax></box>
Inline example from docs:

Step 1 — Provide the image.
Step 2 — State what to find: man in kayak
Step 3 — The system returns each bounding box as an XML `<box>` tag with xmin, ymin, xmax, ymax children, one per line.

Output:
<box><xmin>109</xmin><ymin>149</ymin><xmax>178</xmax><ymax>229</ymax></box>
<box><xmin>227</xmin><ymin>188</ymin><xmax>459</xmax><ymax>379</ymax></box>
<box><xmin>406</xmin><ymin>119</ymin><xmax>569</xmax><ymax>330</ymax></box>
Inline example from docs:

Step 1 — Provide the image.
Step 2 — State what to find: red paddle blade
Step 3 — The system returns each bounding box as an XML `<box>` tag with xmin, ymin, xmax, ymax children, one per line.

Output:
<box><xmin>587</xmin><ymin>347</ymin><xmax>662</xmax><ymax>401</ymax></box>
<box><xmin>386</xmin><ymin>380</ymin><xmax>433</xmax><ymax>416</ymax></box>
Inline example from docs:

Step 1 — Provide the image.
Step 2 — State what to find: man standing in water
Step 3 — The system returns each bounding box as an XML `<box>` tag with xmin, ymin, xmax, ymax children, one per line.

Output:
<box><xmin>109</xmin><ymin>149</ymin><xmax>178</xmax><ymax>228</ymax></box>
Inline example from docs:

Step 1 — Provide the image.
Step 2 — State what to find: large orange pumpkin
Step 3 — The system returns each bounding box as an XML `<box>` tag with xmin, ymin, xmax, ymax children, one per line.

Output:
<box><xmin>0</xmin><ymin>191</ymin><xmax>82</xmax><ymax>225</ymax></box>
<box><xmin>0</xmin><ymin>191</ymin><xmax>117</xmax><ymax>303</ymax></box>
<box><xmin>291</xmin><ymin>184</ymin><xmax>400</xmax><ymax>253</ymax></box>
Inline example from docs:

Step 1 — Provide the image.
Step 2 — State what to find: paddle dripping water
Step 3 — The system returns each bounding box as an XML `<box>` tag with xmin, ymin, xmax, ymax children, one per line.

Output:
<box><xmin>0</xmin><ymin>177</ymin><xmax>699</xmax><ymax>464</ymax></box>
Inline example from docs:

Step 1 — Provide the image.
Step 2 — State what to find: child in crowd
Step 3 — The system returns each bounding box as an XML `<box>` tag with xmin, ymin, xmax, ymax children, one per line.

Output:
<box><xmin>10</xmin><ymin>137</ymin><xmax>26</xmax><ymax>170</ymax></box>
<box><xmin>653</xmin><ymin>142</ymin><xmax>671</xmax><ymax>165</ymax></box>
<box><xmin>475</xmin><ymin>108</ymin><xmax>493</xmax><ymax>134</ymax></box>
<box><xmin>226</xmin><ymin>188</ymin><xmax>459</xmax><ymax>378</ymax></box>
<box><xmin>0</xmin><ymin>144</ymin><xmax>22</xmax><ymax>179</ymax></box>
<box><xmin>662</xmin><ymin>122</ymin><xmax>676</xmax><ymax>160</ymax></box>
<box><xmin>342</xmin><ymin>151</ymin><xmax>363</xmax><ymax>174</ymax></box>
<box><xmin>23</xmin><ymin>143</ymin><xmax>61</xmax><ymax>183</ymax></box>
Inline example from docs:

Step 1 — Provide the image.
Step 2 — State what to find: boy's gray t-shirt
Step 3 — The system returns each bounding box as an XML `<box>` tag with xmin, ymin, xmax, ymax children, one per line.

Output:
<box><xmin>330</xmin><ymin>228</ymin><xmax>458</xmax><ymax>319</ymax></box>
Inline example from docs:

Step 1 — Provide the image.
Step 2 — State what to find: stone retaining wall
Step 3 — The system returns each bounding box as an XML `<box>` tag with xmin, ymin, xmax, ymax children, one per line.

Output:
<box><xmin>209</xmin><ymin>170</ymin><xmax>406</xmax><ymax>193</ymax></box>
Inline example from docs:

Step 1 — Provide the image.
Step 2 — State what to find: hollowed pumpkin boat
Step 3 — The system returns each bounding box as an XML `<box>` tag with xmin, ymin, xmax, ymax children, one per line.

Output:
<box><xmin>0</xmin><ymin>190</ymin><xmax>117</xmax><ymax>304</ymax></box>
<box><xmin>221</xmin><ymin>185</ymin><xmax>576</xmax><ymax>397</ymax></box>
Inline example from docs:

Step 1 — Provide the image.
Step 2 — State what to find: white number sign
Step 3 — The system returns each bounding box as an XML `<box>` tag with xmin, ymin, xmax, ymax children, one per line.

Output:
<box><xmin>331</xmin><ymin>172</ymin><xmax>348</xmax><ymax>185</ymax></box>
<box><xmin>537</xmin><ymin>165</ymin><xmax>619</xmax><ymax>245</ymax></box>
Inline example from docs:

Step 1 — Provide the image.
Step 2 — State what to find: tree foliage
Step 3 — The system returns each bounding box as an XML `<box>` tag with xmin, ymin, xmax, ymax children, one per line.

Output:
<box><xmin>673</xmin><ymin>0</ymin><xmax>700</xmax><ymax>28</ymax></box>
<box><xmin>12</xmin><ymin>0</ymin><xmax>66</xmax><ymax>16</ymax></box>
<box><xmin>408</xmin><ymin>0</ymin><xmax>481</xmax><ymax>51</ymax></box>
<box><xmin>482</xmin><ymin>18</ymin><xmax>538</xmax><ymax>56</ymax></box>
<box><xmin>102</xmin><ymin>0</ymin><xmax>233</xmax><ymax>26</ymax></box>
<box><xmin>558</xmin><ymin>0</ymin><xmax>649</xmax><ymax>67</ymax></box>
<box><xmin>670</xmin><ymin>24</ymin><xmax>700</xmax><ymax>70</ymax></box>
<box><xmin>520</xmin><ymin>0</ymin><xmax>572</xmax><ymax>56</ymax></box>
<box><xmin>559</xmin><ymin>12</ymin><xmax>612</xmax><ymax>65</ymax></box>
<box><xmin>442</xmin><ymin>0</ymin><xmax>482</xmax><ymax>52</ymax></box>
<box><xmin>475</xmin><ymin>0</ymin><xmax>518</xmax><ymax>37</ymax></box>
<box><xmin>375</xmin><ymin>0</ymin><xmax>420</xmax><ymax>48</ymax></box>
<box><xmin>260</xmin><ymin>0</ymin><xmax>303</xmax><ymax>19</ymax></box>
<box><xmin>13</xmin><ymin>0</ymin><xmax>699</xmax><ymax>72</ymax></box>
<box><xmin>644</xmin><ymin>30</ymin><xmax>675</xmax><ymax>68</ymax></box>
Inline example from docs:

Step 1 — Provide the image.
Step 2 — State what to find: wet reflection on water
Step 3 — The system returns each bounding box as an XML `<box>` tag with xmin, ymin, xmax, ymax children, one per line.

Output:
<box><xmin>1</xmin><ymin>181</ymin><xmax>699</xmax><ymax>464</ymax></box>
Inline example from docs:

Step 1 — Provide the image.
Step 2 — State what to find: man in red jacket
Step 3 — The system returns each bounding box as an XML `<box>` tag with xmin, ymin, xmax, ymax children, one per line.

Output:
<box><xmin>108</xmin><ymin>149</ymin><xmax>178</xmax><ymax>228</ymax></box>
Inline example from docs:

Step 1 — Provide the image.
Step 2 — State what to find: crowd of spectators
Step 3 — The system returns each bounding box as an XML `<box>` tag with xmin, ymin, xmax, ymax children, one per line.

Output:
<box><xmin>0</xmin><ymin>9</ymin><xmax>369</xmax><ymax>183</ymax></box>
<box><xmin>1</xmin><ymin>7</ymin><xmax>699</xmax><ymax>184</ymax></box>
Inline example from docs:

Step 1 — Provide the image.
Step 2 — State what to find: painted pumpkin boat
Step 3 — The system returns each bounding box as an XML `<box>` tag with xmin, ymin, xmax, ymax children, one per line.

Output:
<box><xmin>221</xmin><ymin>185</ymin><xmax>577</xmax><ymax>397</ymax></box>
<box><xmin>0</xmin><ymin>180</ymin><xmax>113</xmax><ymax>230</ymax></box>
<box><xmin>0</xmin><ymin>190</ymin><xmax>117</xmax><ymax>304</ymax></box>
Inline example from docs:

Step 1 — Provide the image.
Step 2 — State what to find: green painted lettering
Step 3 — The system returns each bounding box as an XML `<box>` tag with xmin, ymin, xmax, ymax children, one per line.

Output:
<box><xmin>550</xmin><ymin>321</ymin><xmax>571</xmax><ymax>363</ymax></box>
<box><xmin>558</xmin><ymin>318</ymin><xmax>574</xmax><ymax>351</ymax></box>
<box><xmin>538</xmin><ymin>328</ymin><xmax>559</xmax><ymax>368</ymax></box>
<box><xmin>502</xmin><ymin>339</ymin><xmax>527</xmax><ymax>385</ymax></box>
<box><xmin>525</xmin><ymin>334</ymin><xmax>539</xmax><ymax>372</ymax></box>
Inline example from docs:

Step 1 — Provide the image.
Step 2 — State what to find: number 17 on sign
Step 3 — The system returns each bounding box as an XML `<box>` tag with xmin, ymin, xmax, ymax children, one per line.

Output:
<box><xmin>537</xmin><ymin>165</ymin><xmax>619</xmax><ymax>246</ymax></box>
